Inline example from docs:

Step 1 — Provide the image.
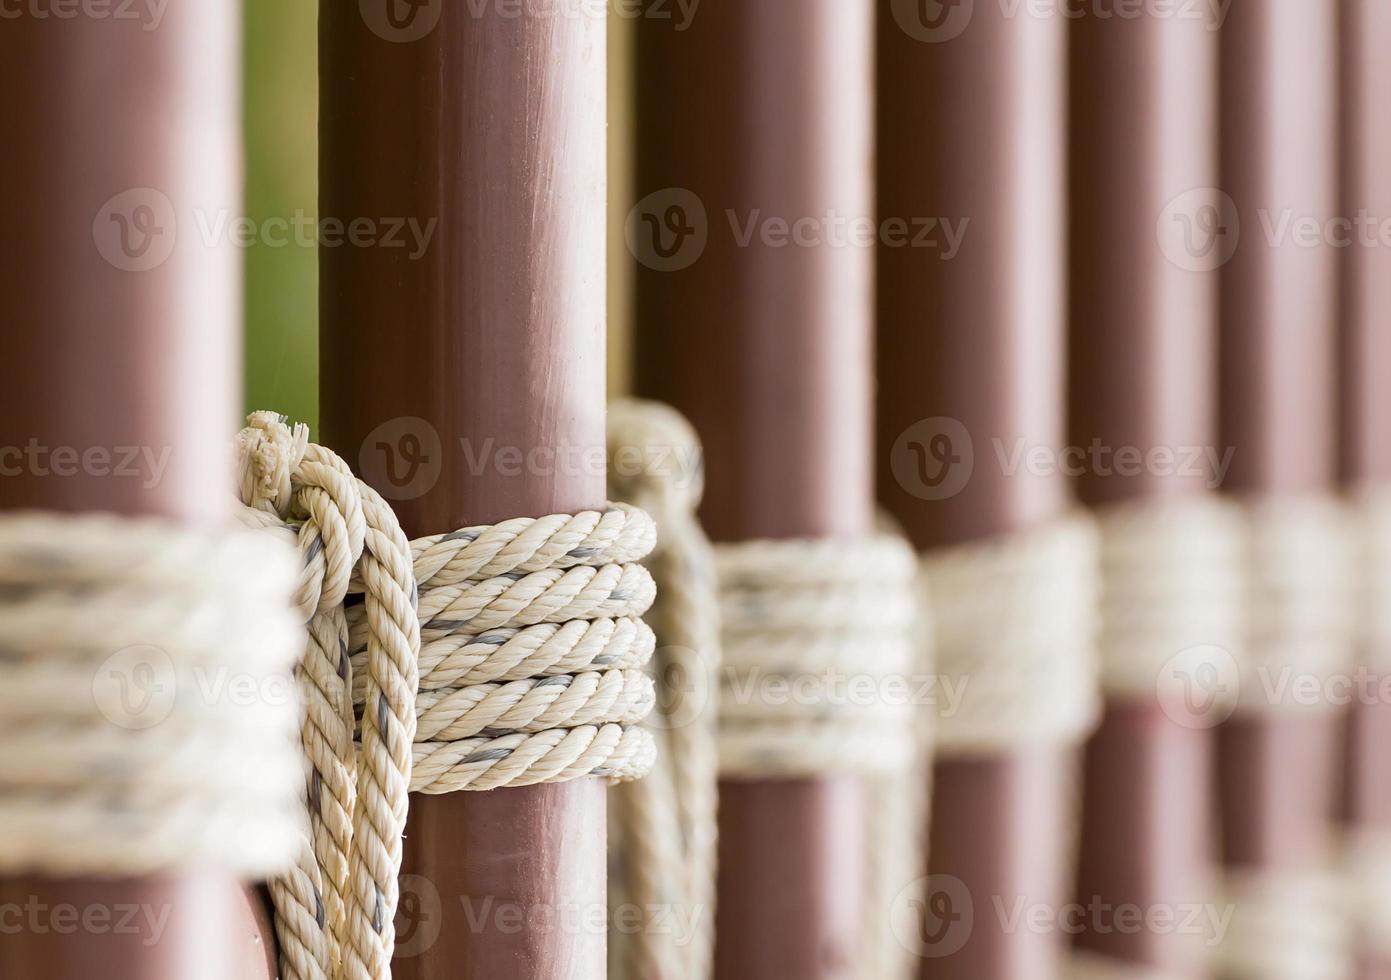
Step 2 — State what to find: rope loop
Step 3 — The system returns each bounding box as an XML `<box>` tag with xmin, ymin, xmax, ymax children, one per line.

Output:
<box><xmin>0</xmin><ymin>511</ymin><xmax>303</xmax><ymax>879</ymax></box>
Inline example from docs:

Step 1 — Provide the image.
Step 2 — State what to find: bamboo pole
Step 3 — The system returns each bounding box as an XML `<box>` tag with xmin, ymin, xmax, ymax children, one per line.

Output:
<box><xmin>1217</xmin><ymin>0</ymin><xmax>1341</xmax><ymax>910</ymax></box>
<box><xmin>877</xmin><ymin>2</ymin><xmax>1072</xmax><ymax>977</ymax></box>
<box><xmin>319</xmin><ymin>5</ymin><xmax>608</xmax><ymax>977</ymax></box>
<box><xmin>1339</xmin><ymin>2</ymin><xmax>1391</xmax><ymax>977</ymax></box>
<box><xmin>0</xmin><ymin>4</ymin><xmax>274</xmax><ymax>979</ymax></box>
<box><xmin>632</xmin><ymin>1</ymin><xmax>876</xmax><ymax>973</ymax></box>
<box><xmin>1068</xmin><ymin>6</ymin><xmax>1220</xmax><ymax>975</ymax></box>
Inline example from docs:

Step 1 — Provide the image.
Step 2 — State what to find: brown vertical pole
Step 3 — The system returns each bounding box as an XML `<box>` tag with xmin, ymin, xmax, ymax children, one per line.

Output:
<box><xmin>878</xmin><ymin>2</ymin><xmax>1071</xmax><ymax>978</ymax></box>
<box><xmin>1340</xmin><ymin>2</ymin><xmax>1391</xmax><ymax>978</ymax></box>
<box><xmin>319</xmin><ymin>4</ymin><xmax>608</xmax><ymax>978</ymax></box>
<box><xmin>1068</xmin><ymin>6</ymin><xmax>1220</xmax><ymax>975</ymax></box>
<box><xmin>632</xmin><ymin>1</ymin><xmax>875</xmax><ymax>975</ymax></box>
<box><xmin>0</xmin><ymin>4</ymin><xmax>274</xmax><ymax>979</ymax></box>
<box><xmin>1218</xmin><ymin>0</ymin><xmax>1341</xmax><ymax>921</ymax></box>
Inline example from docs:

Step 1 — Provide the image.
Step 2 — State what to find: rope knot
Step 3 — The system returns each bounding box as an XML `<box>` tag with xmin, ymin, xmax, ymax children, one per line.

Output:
<box><xmin>608</xmin><ymin>399</ymin><xmax>705</xmax><ymax>526</ymax></box>
<box><xmin>237</xmin><ymin>411</ymin><xmax>310</xmax><ymax>518</ymax></box>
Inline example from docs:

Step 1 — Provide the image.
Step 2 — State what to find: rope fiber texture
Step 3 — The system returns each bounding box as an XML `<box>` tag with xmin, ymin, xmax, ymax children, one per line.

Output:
<box><xmin>0</xmin><ymin>510</ymin><xmax>303</xmax><ymax>878</ymax></box>
<box><xmin>714</xmin><ymin>533</ymin><xmax>920</xmax><ymax>777</ymax></box>
<box><xmin>1211</xmin><ymin>496</ymin><xmax>1357</xmax><ymax>980</ymax></box>
<box><xmin>365</xmin><ymin>503</ymin><xmax>660</xmax><ymax>793</ymax></box>
<box><xmin>606</xmin><ymin>399</ymin><xmax>721</xmax><ymax>980</ymax></box>
<box><xmin>1237</xmin><ymin>496</ymin><xmax>1354</xmax><ymax>715</ymax></box>
<box><xmin>714</xmin><ymin>513</ymin><xmax>923</xmax><ymax>980</ymax></box>
<box><xmin>238</xmin><ymin>413</ymin><xmax>420</xmax><ymax>980</ymax></box>
<box><xmin>922</xmin><ymin>513</ymin><xmax>1102</xmax><ymax>756</ymax></box>
<box><xmin>1216</xmin><ymin>868</ymin><xmax>1352</xmax><ymax>980</ymax></box>
<box><xmin>1096</xmin><ymin>496</ymin><xmax>1244</xmax><ymax>703</ymax></box>
<box><xmin>240</xmin><ymin>412</ymin><xmax>660</xmax><ymax>979</ymax></box>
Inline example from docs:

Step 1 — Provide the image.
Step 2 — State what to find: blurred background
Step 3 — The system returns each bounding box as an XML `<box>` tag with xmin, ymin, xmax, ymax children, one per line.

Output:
<box><xmin>238</xmin><ymin>4</ymin><xmax>1389</xmax><ymax>979</ymax></box>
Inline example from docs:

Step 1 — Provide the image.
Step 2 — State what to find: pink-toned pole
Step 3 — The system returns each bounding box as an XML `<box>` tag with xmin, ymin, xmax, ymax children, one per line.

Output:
<box><xmin>0</xmin><ymin>4</ymin><xmax>274</xmax><ymax>979</ymax></box>
<box><xmin>1068</xmin><ymin>6</ymin><xmax>1219</xmax><ymax>975</ymax></box>
<box><xmin>1340</xmin><ymin>2</ymin><xmax>1391</xmax><ymax>978</ymax></box>
<box><xmin>1217</xmin><ymin>0</ymin><xmax>1341</xmax><ymax>909</ymax></box>
<box><xmin>632</xmin><ymin>1</ymin><xmax>876</xmax><ymax>972</ymax></box>
<box><xmin>319</xmin><ymin>4</ymin><xmax>609</xmax><ymax>977</ymax></box>
<box><xmin>878</xmin><ymin>2</ymin><xmax>1072</xmax><ymax>977</ymax></box>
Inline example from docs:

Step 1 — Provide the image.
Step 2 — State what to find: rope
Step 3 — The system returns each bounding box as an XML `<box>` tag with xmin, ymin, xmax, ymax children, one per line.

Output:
<box><xmin>922</xmin><ymin>513</ymin><xmax>1102</xmax><ymax>756</ymax></box>
<box><xmin>1095</xmin><ymin>496</ymin><xmax>1245</xmax><ymax>703</ymax></box>
<box><xmin>714</xmin><ymin>532</ymin><xmax>921</xmax><ymax>777</ymax></box>
<box><xmin>1215</xmin><ymin>868</ymin><xmax>1353</xmax><ymax>980</ymax></box>
<box><xmin>0</xmin><ymin>511</ymin><xmax>304</xmax><ymax>878</ymax></box>
<box><xmin>238</xmin><ymin>413</ymin><xmax>420</xmax><ymax>980</ymax></box>
<box><xmin>607</xmin><ymin>399</ymin><xmax>721</xmax><ymax>980</ymax></box>
<box><xmin>1207</xmin><ymin>496</ymin><xmax>1356</xmax><ymax>980</ymax></box>
<box><xmin>1237</xmin><ymin>496</ymin><xmax>1354</xmax><ymax>714</ymax></box>
<box><xmin>241</xmin><ymin>413</ymin><xmax>660</xmax><ymax>978</ymax></box>
<box><xmin>1343</xmin><ymin>489</ymin><xmax>1391</xmax><ymax>960</ymax></box>
<box><xmin>713</xmin><ymin>513</ymin><xmax>923</xmax><ymax>980</ymax></box>
<box><xmin>1350</xmin><ymin>488</ymin><xmax>1391</xmax><ymax>661</ymax></box>
<box><xmin>1343</xmin><ymin>830</ymin><xmax>1391</xmax><ymax>959</ymax></box>
<box><xmin>352</xmin><ymin>503</ymin><xmax>659</xmax><ymax>793</ymax></box>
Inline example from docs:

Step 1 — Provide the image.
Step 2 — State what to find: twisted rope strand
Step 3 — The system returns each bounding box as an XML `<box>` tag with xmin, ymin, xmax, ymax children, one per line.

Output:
<box><xmin>238</xmin><ymin>413</ymin><xmax>419</xmax><ymax>980</ymax></box>
<box><xmin>607</xmin><ymin>399</ymin><xmax>723</xmax><ymax>980</ymax></box>
<box><xmin>346</xmin><ymin>501</ymin><xmax>659</xmax><ymax>796</ymax></box>
<box><xmin>0</xmin><ymin>511</ymin><xmax>303</xmax><ymax>879</ymax></box>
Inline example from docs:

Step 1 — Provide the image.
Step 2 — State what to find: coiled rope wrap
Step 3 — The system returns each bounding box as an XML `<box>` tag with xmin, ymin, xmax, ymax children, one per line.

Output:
<box><xmin>1343</xmin><ymin>830</ymin><xmax>1391</xmax><ymax>960</ymax></box>
<box><xmin>1237</xmin><ymin>496</ymin><xmax>1354</xmax><ymax>715</ymax></box>
<box><xmin>1054</xmin><ymin>497</ymin><xmax>1243</xmax><ymax>980</ymax></box>
<box><xmin>922</xmin><ymin>513</ymin><xmax>1101</xmax><ymax>756</ymax></box>
<box><xmin>1095</xmin><ymin>496</ymin><xmax>1244</xmax><ymax>704</ymax></box>
<box><xmin>607</xmin><ymin>399</ymin><xmax>721</xmax><ymax>980</ymax></box>
<box><xmin>352</xmin><ymin>503</ymin><xmax>660</xmax><ymax>793</ymax></box>
<box><xmin>0</xmin><ymin>510</ymin><xmax>303</xmax><ymax>878</ymax></box>
<box><xmin>714</xmin><ymin>522</ymin><xmax>923</xmax><ymax>980</ymax></box>
<box><xmin>1216</xmin><ymin>868</ymin><xmax>1352</xmax><ymax>980</ymax></box>
<box><xmin>238</xmin><ymin>413</ymin><xmax>421</xmax><ymax>980</ymax></box>
<box><xmin>240</xmin><ymin>413</ymin><xmax>661</xmax><ymax>979</ymax></box>
<box><xmin>714</xmin><ymin>532</ymin><xmax>920</xmax><ymax>778</ymax></box>
<box><xmin>1212</xmin><ymin>496</ymin><xmax>1356</xmax><ymax>980</ymax></box>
